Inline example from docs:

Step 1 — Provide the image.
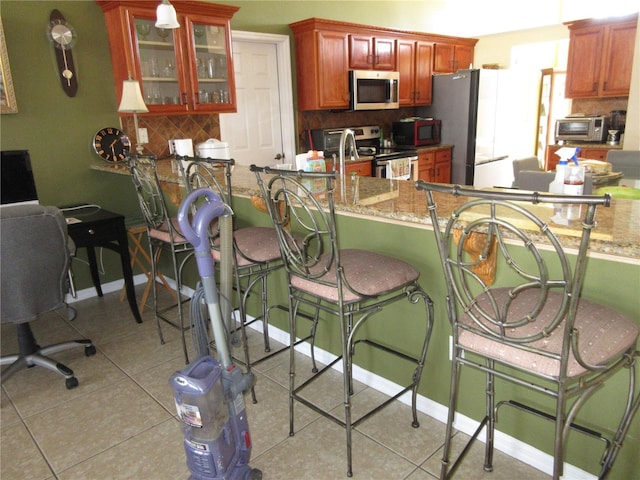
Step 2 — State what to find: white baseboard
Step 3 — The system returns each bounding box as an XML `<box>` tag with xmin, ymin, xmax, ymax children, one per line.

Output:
<box><xmin>65</xmin><ymin>274</ymin><xmax>195</xmax><ymax>304</ymax></box>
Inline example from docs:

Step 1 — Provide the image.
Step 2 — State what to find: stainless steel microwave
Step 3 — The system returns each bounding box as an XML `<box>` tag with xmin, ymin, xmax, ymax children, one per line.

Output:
<box><xmin>349</xmin><ymin>70</ymin><xmax>399</xmax><ymax>111</ymax></box>
<box><xmin>555</xmin><ymin>116</ymin><xmax>608</xmax><ymax>143</ymax></box>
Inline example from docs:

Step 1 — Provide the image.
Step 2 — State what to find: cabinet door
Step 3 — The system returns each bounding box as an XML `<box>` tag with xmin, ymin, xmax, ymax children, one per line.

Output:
<box><xmin>349</xmin><ymin>35</ymin><xmax>395</xmax><ymax>70</ymax></box>
<box><xmin>183</xmin><ymin>16</ymin><xmax>236</xmax><ymax>112</ymax></box>
<box><xmin>454</xmin><ymin>45</ymin><xmax>474</xmax><ymax>71</ymax></box>
<box><xmin>373</xmin><ymin>37</ymin><xmax>396</xmax><ymax>70</ymax></box>
<box><xmin>132</xmin><ymin>15</ymin><xmax>188</xmax><ymax>113</ymax></box>
<box><xmin>349</xmin><ymin>34</ymin><xmax>373</xmax><ymax>69</ymax></box>
<box><xmin>397</xmin><ymin>39</ymin><xmax>416</xmax><ymax>105</ymax></box>
<box><xmin>601</xmin><ymin>22</ymin><xmax>637</xmax><ymax>96</ymax></box>
<box><xmin>545</xmin><ymin>145</ymin><xmax>561</xmax><ymax>171</ymax></box>
<box><xmin>433</xmin><ymin>43</ymin><xmax>454</xmax><ymax>73</ymax></box>
<box><xmin>434</xmin><ymin>148</ymin><xmax>452</xmax><ymax>183</ymax></box>
<box><xmin>414</xmin><ymin>41</ymin><xmax>433</xmax><ymax>105</ymax></box>
<box><xmin>418</xmin><ymin>150</ymin><xmax>435</xmax><ymax>181</ymax></box>
<box><xmin>565</xmin><ymin>26</ymin><xmax>604</xmax><ymax>98</ymax></box>
<box><xmin>317</xmin><ymin>30</ymin><xmax>350</xmax><ymax>109</ymax></box>
<box><xmin>397</xmin><ymin>39</ymin><xmax>432</xmax><ymax>106</ymax></box>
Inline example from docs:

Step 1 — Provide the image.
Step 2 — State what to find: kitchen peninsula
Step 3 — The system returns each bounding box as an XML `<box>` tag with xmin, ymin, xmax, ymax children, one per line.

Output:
<box><xmin>92</xmin><ymin>159</ymin><xmax>639</xmax><ymax>476</ymax></box>
<box><xmin>93</xmin><ymin>161</ymin><xmax>639</xmax><ymax>261</ymax></box>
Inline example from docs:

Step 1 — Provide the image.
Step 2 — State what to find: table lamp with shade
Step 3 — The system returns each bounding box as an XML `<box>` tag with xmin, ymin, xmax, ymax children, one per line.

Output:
<box><xmin>118</xmin><ymin>79</ymin><xmax>148</xmax><ymax>155</ymax></box>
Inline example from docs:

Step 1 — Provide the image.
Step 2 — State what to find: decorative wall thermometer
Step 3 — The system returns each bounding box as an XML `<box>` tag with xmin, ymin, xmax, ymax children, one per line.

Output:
<box><xmin>47</xmin><ymin>9</ymin><xmax>78</xmax><ymax>97</ymax></box>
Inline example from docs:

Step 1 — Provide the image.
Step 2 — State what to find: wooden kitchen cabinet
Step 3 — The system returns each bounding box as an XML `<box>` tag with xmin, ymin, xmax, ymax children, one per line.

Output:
<box><xmin>564</xmin><ymin>14</ymin><xmax>637</xmax><ymax>98</ymax></box>
<box><xmin>417</xmin><ymin>146</ymin><xmax>452</xmax><ymax>182</ymax></box>
<box><xmin>349</xmin><ymin>34</ymin><xmax>396</xmax><ymax>70</ymax></box>
<box><xmin>98</xmin><ymin>0</ymin><xmax>238</xmax><ymax>115</ymax></box>
<box><xmin>433</xmin><ymin>42</ymin><xmax>474</xmax><ymax>73</ymax></box>
<box><xmin>291</xmin><ymin>18</ymin><xmax>476</xmax><ymax>111</ymax></box>
<box><xmin>290</xmin><ymin>19</ymin><xmax>350</xmax><ymax>111</ymax></box>
<box><xmin>344</xmin><ymin>160</ymin><xmax>373</xmax><ymax>177</ymax></box>
<box><xmin>397</xmin><ymin>38</ymin><xmax>433</xmax><ymax>106</ymax></box>
<box><xmin>545</xmin><ymin>145</ymin><xmax>614</xmax><ymax>171</ymax></box>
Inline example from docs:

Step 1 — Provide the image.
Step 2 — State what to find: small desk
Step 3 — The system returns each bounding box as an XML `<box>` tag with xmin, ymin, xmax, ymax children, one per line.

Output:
<box><xmin>64</xmin><ymin>206</ymin><xmax>142</xmax><ymax>324</ymax></box>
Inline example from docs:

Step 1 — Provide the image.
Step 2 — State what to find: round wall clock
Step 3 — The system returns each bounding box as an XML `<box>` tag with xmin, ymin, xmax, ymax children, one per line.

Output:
<box><xmin>92</xmin><ymin>128</ymin><xmax>131</xmax><ymax>163</ymax></box>
<box><xmin>47</xmin><ymin>9</ymin><xmax>78</xmax><ymax>97</ymax></box>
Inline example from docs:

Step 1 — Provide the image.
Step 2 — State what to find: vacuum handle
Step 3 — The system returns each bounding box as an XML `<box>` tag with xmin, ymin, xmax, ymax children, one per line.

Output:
<box><xmin>177</xmin><ymin>188</ymin><xmax>227</xmax><ymax>277</ymax></box>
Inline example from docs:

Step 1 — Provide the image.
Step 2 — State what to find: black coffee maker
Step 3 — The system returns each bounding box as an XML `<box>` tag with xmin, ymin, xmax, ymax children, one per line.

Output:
<box><xmin>608</xmin><ymin>110</ymin><xmax>626</xmax><ymax>145</ymax></box>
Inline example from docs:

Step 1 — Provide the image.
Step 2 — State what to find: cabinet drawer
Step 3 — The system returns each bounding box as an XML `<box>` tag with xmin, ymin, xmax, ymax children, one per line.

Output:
<box><xmin>68</xmin><ymin>220</ymin><xmax>122</xmax><ymax>247</ymax></box>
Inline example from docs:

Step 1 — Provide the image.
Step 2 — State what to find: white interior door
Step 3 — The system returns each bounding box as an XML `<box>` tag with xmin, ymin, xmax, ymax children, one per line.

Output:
<box><xmin>220</xmin><ymin>31</ymin><xmax>295</xmax><ymax>167</ymax></box>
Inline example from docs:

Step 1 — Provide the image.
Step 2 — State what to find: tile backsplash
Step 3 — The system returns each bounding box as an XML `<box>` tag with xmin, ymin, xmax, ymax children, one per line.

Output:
<box><xmin>121</xmin><ymin>114</ymin><xmax>221</xmax><ymax>158</ymax></box>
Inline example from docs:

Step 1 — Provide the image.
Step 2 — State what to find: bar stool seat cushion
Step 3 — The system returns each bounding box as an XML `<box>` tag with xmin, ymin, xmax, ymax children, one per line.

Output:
<box><xmin>459</xmin><ymin>287</ymin><xmax>639</xmax><ymax>378</ymax></box>
<box><xmin>211</xmin><ymin>226</ymin><xmax>282</xmax><ymax>267</ymax></box>
<box><xmin>291</xmin><ymin>248</ymin><xmax>420</xmax><ymax>302</ymax></box>
<box><xmin>149</xmin><ymin>217</ymin><xmax>188</xmax><ymax>243</ymax></box>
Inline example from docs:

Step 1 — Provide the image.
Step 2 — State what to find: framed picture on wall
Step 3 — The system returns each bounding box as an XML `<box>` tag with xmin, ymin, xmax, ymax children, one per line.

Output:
<box><xmin>1</xmin><ymin>17</ymin><xmax>18</xmax><ymax>114</ymax></box>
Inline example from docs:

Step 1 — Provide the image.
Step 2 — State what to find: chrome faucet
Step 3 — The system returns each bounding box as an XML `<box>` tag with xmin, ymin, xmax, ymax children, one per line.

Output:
<box><xmin>338</xmin><ymin>128</ymin><xmax>359</xmax><ymax>176</ymax></box>
<box><xmin>338</xmin><ymin>128</ymin><xmax>359</xmax><ymax>201</ymax></box>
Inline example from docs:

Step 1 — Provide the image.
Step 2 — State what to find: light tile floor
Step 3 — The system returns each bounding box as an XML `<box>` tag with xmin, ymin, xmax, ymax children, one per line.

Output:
<box><xmin>1</xmin><ymin>288</ymin><xmax>550</xmax><ymax>480</ymax></box>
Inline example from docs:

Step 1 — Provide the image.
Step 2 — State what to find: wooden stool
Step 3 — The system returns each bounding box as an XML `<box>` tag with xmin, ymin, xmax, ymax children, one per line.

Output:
<box><xmin>120</xmin><ymin>225</ymin><xmax>176</xmax><ymax>311</ymax></box>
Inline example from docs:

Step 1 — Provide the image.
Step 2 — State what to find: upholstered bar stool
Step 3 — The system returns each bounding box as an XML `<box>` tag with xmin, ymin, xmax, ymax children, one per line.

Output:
<box><xmin>177</xmin><ymin>155</ymin><xmax>310</xmax><ymax>403</ymax></box>
<box><xmin>416</xmin><ymin>182</ymin><xmax>639</xmax><ymax>480</ymax></box>
<box><xmin>128</xmin><ymin>155</ymin><xmax>195</xmax><ymax>363</ymax></box>
<box><xmin>252</xmin><ymin>165</ymin><xmax>435</xmax><ymax>477</ymax></box>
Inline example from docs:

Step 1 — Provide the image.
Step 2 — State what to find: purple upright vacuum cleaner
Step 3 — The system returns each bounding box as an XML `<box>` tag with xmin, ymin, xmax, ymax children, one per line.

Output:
<box><xmin>169</xmin><ymin>188</ymin><xmax>261</xmax><ymax>480</ymax></box>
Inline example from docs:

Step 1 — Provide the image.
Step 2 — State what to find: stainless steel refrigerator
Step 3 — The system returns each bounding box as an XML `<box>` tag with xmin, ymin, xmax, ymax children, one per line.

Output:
<box><xmin>418</xmin><ymin>69</ymin><xmax>480</xmax><ymax>185</ymax></box>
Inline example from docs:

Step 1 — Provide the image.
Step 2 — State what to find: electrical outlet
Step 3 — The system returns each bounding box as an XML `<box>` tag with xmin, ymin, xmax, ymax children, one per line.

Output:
<box><xmin>137</xmin><ymin>128</ymin><xmax>149</xmax><ymax>144</ymax></box>
<box><xmin>168</xmin><ymin>140</ymin><xmax>175</xmax><ymax>154</ymax></box>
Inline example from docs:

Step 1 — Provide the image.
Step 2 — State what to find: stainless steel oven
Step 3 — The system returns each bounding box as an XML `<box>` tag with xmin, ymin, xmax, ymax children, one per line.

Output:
<box><xmin>309</xmin><ymin>125</ymin><xmax>418</xmax><ymax>180</ymax></box>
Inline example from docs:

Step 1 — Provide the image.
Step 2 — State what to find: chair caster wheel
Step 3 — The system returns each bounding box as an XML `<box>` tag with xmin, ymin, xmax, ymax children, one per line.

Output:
<box><xmin>66</xmin><ymin>377</ymin><xmax>79</xmax><ymax>389</ymax></box>
<box><xmin>85</xmin><ymin>345</ymin><xmax>97</xmax><ymax>356</ymax></box>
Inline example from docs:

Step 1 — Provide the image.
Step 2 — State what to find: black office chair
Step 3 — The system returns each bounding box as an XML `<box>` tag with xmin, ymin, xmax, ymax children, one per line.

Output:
<box><xmin>416</xmin><ymin>182</ymin><xmax>639</xmax><ymax>480</ymax></box>
<box><xmin>1</xmin><ymin>205</ymin><xmax>96</xmax><ymax>389</ymax></box>
<box><xmin>253</xmin><ymin>165</ymin><xmax>435</xmax><ymax>477</ymax></box>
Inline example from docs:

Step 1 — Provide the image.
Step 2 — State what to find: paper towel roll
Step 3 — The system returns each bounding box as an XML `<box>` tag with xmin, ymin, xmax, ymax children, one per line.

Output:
<box><xmin>173</xmin><ymin>139</ymin><xmax>194</xmax><ymax>176</ymax></box>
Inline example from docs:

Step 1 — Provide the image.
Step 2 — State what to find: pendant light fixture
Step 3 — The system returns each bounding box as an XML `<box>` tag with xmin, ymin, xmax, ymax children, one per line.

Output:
<box><xmin>155</xmin><ymin>0</ymin><xmax>179</xmax><ymax>29</ymax></box>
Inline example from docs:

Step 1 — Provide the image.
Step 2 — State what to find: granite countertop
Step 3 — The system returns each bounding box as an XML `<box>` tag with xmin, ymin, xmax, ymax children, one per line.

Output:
<box><xmin>91</xmin><ymin>160</ymin><xmax>640</xmax><ymax>262</ymax></box>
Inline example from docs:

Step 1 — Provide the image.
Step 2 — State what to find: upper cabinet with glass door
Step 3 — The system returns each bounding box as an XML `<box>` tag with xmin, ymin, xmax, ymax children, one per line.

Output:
<box><xmin>97</xmin><ymin>1</ymin><xmax>239</xmax><ymax>115</ymax></box>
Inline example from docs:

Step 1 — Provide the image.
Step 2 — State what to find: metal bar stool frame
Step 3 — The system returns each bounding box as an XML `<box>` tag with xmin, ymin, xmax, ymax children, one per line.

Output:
<box><xmin>416</xmin><ymin>182</ymin><xmax>639</xmax><ymax>480</ymax></box>
<box><xmin>128</xmin><ymin>154</ymin><xmax>195</xmax><ymax>363</ymax></box>
<box><xmin>252</xmin><ymin>165</ymin><xmax>435</xmax><ymax>477</ymax></box>
<box><xmin>177</xmin><ymin>155</ymin><xmax>315</xmax><ymax>403</ymax></box>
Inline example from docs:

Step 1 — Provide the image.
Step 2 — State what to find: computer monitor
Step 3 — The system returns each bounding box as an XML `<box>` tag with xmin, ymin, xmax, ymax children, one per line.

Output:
<box><xmin>1</xmin><ymin>150</ymin><xmax>39</xmax><ymax>206</ymax></box>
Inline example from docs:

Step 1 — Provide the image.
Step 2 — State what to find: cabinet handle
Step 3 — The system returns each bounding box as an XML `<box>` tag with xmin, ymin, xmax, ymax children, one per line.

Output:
<box><xmin>88</xmin><ymin>229</ymin><xmax>95</xmax><ymax>235</ymax></box>
<box><xmin>375</xmin><ymin>55</ymin><xmax>380</xmax><ymax>64</ymax></box>
<box><xmin>368</xmin><ymin>54</ymin><xmax>374</xmax><ymax>65</ymax></box>
<box><xmin>181</xmin><ymin>92</ymin><xmax>187</xmax><ymax>105</ymax></box>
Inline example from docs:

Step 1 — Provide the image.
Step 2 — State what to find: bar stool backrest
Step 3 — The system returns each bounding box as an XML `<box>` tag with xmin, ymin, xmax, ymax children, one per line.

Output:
<box><xmin>251</xmin><ymin>166</ymin><xmax>347</xmax><ymax>288</ymax></box>
<box><xmin>128</xmin><ymin>155</ymin><xmax>182</xmax><ymax>243</ymax></box>
<box><xmin>417</xmin><ymin>183</ymin><xmax>609</xmax><ymax>366</ymax></box>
